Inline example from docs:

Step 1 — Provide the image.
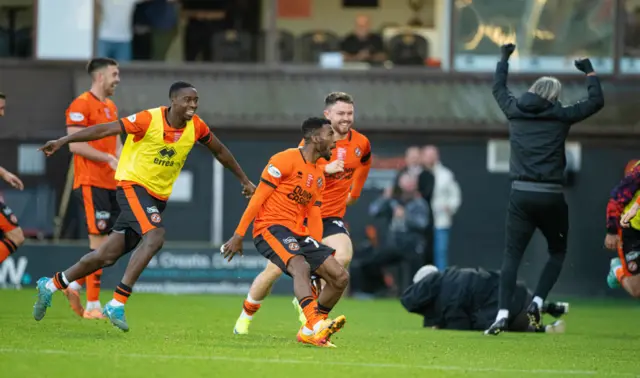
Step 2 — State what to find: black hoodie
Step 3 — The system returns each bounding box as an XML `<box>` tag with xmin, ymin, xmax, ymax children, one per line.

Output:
<box><xmin>492</xmin><ymin>61</ymin><xmax>604</xmax><ymax>184</ymax></box>
<box><xmin>400</xmin><ymin>266</ymin><xmax>529</xmax><ymax>330</ymax></box>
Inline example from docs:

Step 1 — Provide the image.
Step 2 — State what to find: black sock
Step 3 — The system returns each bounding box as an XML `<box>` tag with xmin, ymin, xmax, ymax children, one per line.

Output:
<box><xmin>317</xmin><ymin>302</ymin><xmax>332</xmax><ymax>317</ymax></box>
<box><xmin>114</xmin><ymin>282</ymin><xmax>133</xmax><ymax>304</ymax></box>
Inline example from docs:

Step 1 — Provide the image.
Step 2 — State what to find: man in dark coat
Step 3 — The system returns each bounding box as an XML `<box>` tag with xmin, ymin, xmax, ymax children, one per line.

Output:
<box><xmin>486</xmin><ymin>44</ymin><xmax>604</xmax><ymax>335</ymax></box>
<box><xmin>401</xmin><ymin>265</ymin><xmax>568</xmax><ymax>333</ymax></box>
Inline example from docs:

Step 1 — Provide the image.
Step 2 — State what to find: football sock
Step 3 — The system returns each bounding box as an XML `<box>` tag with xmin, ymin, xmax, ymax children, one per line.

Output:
<box><xmin>317</xmin><ymin>301</ymin><xmax>332</xmax><ymax>319</ymax></box>
<box><xmin>113</xmin><ymin>282</ymin><xmax>132</xmax><ymax>305</ymax></box>
<box><xmin>299</xmin><ymin>295</ymin><xmax>322</xmax><ymax>335</ymax></box>
<box><xmin>86</xmin><ymin>267</ymin><xmax>102</xmax><ymax>303</ymax></box>
<box><xmin>496</xmin><ymin>309</ymin><xmax>509</xmax><ymax>321</ymax></box>
<box><xmin>241</xmin><ymin>294</ymin><xmax>262</xmax><ymax>320</ymax></box>
<box><xmin>0</xmin><ymin>238</ymin><xmax>17</xmax><ymax>263</ymax></box>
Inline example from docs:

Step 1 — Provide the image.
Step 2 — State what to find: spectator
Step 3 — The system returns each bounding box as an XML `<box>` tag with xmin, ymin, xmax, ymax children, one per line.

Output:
<box><xmin>353</xmin><ymin>172</ymin><xmax>430</xmax><ymax>296</ymax></box>
<box><xmin>181</xmin><ymin>0</ymin><xmax>229</xmax><ymax>62</ymax></box>
<box><xmin>401</xmin><ymin>265</ymin><xmax>568</xmax><ymax>333</ymax></box>
<box><xmin>421</xmin><ymin>145</ymin><xmax>461</xmax><ymax>271</ymax></box>
<box><xmin>96</xmin><ymin>0</ymin><xmax>141</xmax><ymax>61</ymax></box>
<box><xmin>394</xmin><ymin>146</ymin><xmax>435</xmax><ymax>265</ymax></box>
<box><xmin>340</xmin><ymin>15</ymin><xmax>386</xmax><ymax>65</ymax></box>
<box><xmin>144</xmin><ymin>0</ymin><xmax>179</xmax><ymax>61</ymax></box>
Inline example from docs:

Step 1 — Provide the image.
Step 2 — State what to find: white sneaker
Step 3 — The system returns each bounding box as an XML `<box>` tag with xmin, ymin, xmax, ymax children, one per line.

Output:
<box><xmin>545</xmin><ymin>320</ymin><xmax>566</xmax><ymax>334</ymax></box>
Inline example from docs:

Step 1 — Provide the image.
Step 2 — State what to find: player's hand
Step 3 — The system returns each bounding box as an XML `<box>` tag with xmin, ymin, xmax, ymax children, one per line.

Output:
<box><xmin>220</xmin><ymin>234</ymin><xmax>243</xmax><ymax>262</ymax></box>
<box><xmin>0</xmin><ymin>170</ymin><xmax>24</xmax><ymax>190</ymax></box>
<box><xmin>107</xmin><ymin>155</ymin><xmax>119</xmax><ymax>171</ymax></box>
<box><xmin>38</xmin><ymin>139</ymin><xmax>65</xmax><ymax>157</ymax></box>
<box><xmin>574</xmin><ymin>58</ymin><xmax>594</xmax><ymax>74</ymax></box>
<box><xmin>393</xmin><ymin>205</ymin><xmax>405</xmax><ymax>218</ymax></box>
<box><xmin>324</xmin><ymin>160</ymin><xmax>344</xmax><ymax>174</ymax></box>
<box><xmin>621</xmin><ymin>203</ymin><xmax>639</xmax><ymax>228</ymax></box>
<box><xmin>604</xmin><ymin>233</ymin><xmax>620</xmax><ymax>251</ymax></box>
<box><xmin>500</xmin><ymin>43</ymin><xmax>516</xmax><ymax>61</ymax></box>
<box><xmin>241</xmin><ymin>181</ymin><xmax>256</xmax><ymax>199</ymax></box>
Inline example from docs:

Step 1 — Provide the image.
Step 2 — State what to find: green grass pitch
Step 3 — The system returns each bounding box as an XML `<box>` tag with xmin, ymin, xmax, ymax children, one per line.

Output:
<box><xmin>1</xmin><ymin>290</ymin><xmax>639</xmax><ymax>378</ymax></box>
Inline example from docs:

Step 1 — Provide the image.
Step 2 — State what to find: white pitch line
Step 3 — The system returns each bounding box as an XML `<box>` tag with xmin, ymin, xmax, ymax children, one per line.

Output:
<box><xmin>0</xmin><ymin>348</ymin><xmax>637</xmax><ymax>377</ymax></box>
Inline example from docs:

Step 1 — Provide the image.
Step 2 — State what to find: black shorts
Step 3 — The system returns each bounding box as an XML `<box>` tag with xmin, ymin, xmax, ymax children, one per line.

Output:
<box><xmin>322</xmin><ymin>217</ymin><xmax>350</xmax><ymax>238</ymax></box>
<box><xmin>254</xmin><ymin>225</ymin><xmax>335</xmax><ymax>276</ymax></box>
<box><xmin>621</xmin><ymin>227</ymin><xmax>640</xmax><ymax>275</ymax></box>
<box><xmin>74</xmin><ymin>186</ymin><xmax>120</xmax><ymax>235</ymax></box>
<box><xmin>112</xmin><ymin>185</ymin><xmax>167</xmax><ymax>252</ymax></box>
<box><xmin>0</xmin><ymin>201</ymin><xmax>19</xmax><ymax>233</ymax></box>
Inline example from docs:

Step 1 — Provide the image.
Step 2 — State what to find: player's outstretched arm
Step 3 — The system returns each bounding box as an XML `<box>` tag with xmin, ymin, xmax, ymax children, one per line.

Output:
<box><xmin>221</xmin><ymin>182</ymin><xmax>275</xmax><ymax>261</ymax></box>
<box><xmin>204</xmin><ymin>134</ymin><xmax>255</xmax><ymax>197</ymax></box>
<box><xmin>0</xmin><ymin>166</ymin><xmax>24</xmax><ymax>190</ymax></box>
<box><xmin>39</xmin><ymin>122</ymin><xmax>122</xmax><ymax>157</ymax></box>
<box><xmin>492</xmin><ymin>43</ymin><xmax>516</xmax><ymax>115</ymax></box>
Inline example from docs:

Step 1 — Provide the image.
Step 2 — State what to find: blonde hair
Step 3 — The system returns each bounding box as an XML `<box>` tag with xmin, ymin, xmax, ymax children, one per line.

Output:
<box><xmin>528</xmin><ymin>76</ymin><xmax>562</xmax><ymax>102</ymax></box>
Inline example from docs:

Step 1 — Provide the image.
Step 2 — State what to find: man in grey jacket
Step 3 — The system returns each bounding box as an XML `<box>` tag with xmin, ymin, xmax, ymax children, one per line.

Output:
<box><xmin>353</xmin><ymin>172</ymin><xmax>430</xmax><ymax>295</ymax></box>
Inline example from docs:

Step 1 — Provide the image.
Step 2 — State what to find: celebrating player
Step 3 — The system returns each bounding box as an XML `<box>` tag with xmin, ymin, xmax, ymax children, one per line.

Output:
<box><xmin>607</xmin><ymin>160</ymin><xmax>640</xmax><ymax>297</ymax></box>
<box><xmin>63</xmin><ymin>58</ymin><xmax>122</xmax><ymax>319</ymax></box>
<box><xmin>0</xmin><ymin>92</ymin><xmax>26</xmax><ymax>266</ymax></box>
<box><xmin>233</xmin><ymin>92</ymin><xmax>371</xmax><ymax>334</ymax></box>
<box><xmin>222</xmin><ymin>117</ymin><xmax>349</xmax><ymax>348</ymax></box>
<box><xmin>33</xmin><ymin>82</ymin><xmax>255</xmax><ymax>332</ymax></box>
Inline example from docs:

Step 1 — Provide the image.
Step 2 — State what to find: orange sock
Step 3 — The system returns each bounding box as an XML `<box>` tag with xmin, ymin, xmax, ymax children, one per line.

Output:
<box><xmin>0</xmin><ymin>238</ymin><xmax>17</xmax><ymax>263</ymax></box>
<box><xmin>53</xmin><ymin>272</ymin><xmax>68</xmax><ymax>290</ymax></box>
<box><xmin>76</xmin><ymin>277</ymin><xmax>86</xmax><ymax>287</ymax></box>
<box><xmin>86</xmin><ymin>269</ymin><xmax>102</xmax><ymax>301</ymax></box>
<box><xmin>113</xmin><ymin>282</ymin><xmax>132</xmax><ymax>304</ymax></box>
<box><xmin>615</xmin><ymin>265</ymin><xmax>629</xmax><ymax>282</ymax></box>
<box><xmin>242</xmin><ymin>300</ymin><xmax>261</xmax><ymax>316</ymax></box>
<box><xmin>299</xmin><ymin>296</ymin><xmax>323</xmax><ymax>330</ymax></box>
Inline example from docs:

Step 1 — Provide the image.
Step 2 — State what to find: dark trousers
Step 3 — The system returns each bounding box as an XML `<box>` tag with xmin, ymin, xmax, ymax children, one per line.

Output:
<box><xmin>498</xmin><ymin>188</ymin><xmax>568</xmax><ymax>310</ymax></box>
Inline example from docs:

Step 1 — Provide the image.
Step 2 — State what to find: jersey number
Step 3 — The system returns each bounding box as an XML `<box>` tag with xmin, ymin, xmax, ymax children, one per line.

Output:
<box><xmin>304</xmin><ymin>237</ymin><xmax>319</xmax><ymax>248</ymax></box>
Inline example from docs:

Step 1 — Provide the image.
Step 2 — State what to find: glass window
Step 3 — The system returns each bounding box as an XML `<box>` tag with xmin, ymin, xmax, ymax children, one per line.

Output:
<box><xmin>621</xmin><ymin>0</ymin><xmax>640</xmax><ymax>73</ymax></box>
<box><xmin>453</xmin><ymin>0</ymin><xmax>616</xmax><ymax>73</ymax></box>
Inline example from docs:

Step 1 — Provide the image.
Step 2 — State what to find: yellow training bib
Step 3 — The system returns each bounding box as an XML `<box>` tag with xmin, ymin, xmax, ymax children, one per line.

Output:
<box><xmin>115</xmin><ymin>107</ymin><xmax>195</xmax><ymax>198</ymax></box>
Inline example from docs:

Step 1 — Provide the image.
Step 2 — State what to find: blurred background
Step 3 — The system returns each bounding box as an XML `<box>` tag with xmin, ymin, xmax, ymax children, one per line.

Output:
<box><xmin>0</xmin><ymin>0</ymin><xmax>638</xmax><ymax>300</ymax></box>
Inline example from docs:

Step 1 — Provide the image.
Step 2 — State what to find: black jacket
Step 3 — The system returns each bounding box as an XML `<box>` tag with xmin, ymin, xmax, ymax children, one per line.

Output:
<box><xmin>492</xmin><ymin>62</ymin><xmax>604</xmax><ymax>184</ymax></box>
<box><xmin>400</xmin><ymin>266</ymin><xmax>529</xmax><ymax>330</ymax></box>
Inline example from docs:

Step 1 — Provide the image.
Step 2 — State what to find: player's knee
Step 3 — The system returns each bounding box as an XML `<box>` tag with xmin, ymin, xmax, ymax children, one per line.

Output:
<box><xmin>145</xmin><ymin>228</ymin><xmax>165</xmax><ymax>252</ymax></box>
<box><xmin>264</xmin><ymin>262</ymin><xmax>283</xmax><ymax>280</ymax></box>
<box><xmin>287</xmin><ymin>256</ymin><xmax>311</xmax><ymax>279</ymax></box>
<box><xmin>6</xmin><ymin>228</ymin><xmax>25</xmax><ymax>247</ymax></box>
<box><xmin>334</xmin><ymin>268</ymin><xmax>349</xmax><ymax>291</ymax></box>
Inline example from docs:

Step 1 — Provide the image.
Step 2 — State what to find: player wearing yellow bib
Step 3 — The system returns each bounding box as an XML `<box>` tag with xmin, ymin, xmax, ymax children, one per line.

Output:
<box><xmin>33</xmin><ymin>82</ymin><xmax>256</xmax><ymax>331</ymax></box>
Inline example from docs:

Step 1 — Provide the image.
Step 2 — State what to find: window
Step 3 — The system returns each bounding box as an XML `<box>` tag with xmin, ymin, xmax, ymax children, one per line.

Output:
<box><xmin>453</xmin><ymin>0</ymin><xmax>615</xmax><ymax>73</ymax></box>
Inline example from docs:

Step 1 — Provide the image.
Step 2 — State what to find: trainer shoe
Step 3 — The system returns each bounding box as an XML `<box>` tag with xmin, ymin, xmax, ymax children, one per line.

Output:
<box><xmin>33</xmin><ymin>277</ymin><xmax>53</xmax><ymax>321</ymax></box>
<box><xmin>291</xmin><ymin>297</ymin><xmax>307</xmax><ymax>327</ymax></box>
<box><xmin>62</xmin><ymin>288</ymin><xmax>84</xmax><ymax>318</ymax></box>
<box><xmin>607</xmin><ymin>257</ymin><xmax>622</xmax><ymax>289</ymax></box>
<box><xmin>527</xmin><ymin>302</ymin><xmax>543</xmax><ymax>330</ymax></box>
<box><xmin>545</xmin><ymin>320</ymin><xmax>566</xmax><ymax>334</ymax></box>
<box><xmin>233</xmin><ymin>317</ymin><xmax>251</xmax><ymax>335</ymax></box>
<box><xmin>484</xmin><ymin>317</ymin><xmax>507</xmax><ymax>335</ymax></box>
<box><xmin>543</xmin><ymin>302</ymin><xmax>569</xmax><ymax>318</ymax></box>
<box><xmin>83</xmin><ymin>308</ymin><xmax>105</xmax><ymax>319</ymax></box>
<box><xmin>103</xmin><ymin>303</ymin><xmax>129</xmax><ymax>332</ymax></box>
<box><xmin>296</xmin><ymin>315</ymin><xmax>346</xmax><ymax>348</ymax></box>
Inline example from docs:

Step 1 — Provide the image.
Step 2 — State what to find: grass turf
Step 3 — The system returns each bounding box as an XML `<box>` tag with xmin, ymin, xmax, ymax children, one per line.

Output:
<box><xmin>0</xmin><ymin>290</ymin><xmax>639</xmax><ymax>378</ymax></box>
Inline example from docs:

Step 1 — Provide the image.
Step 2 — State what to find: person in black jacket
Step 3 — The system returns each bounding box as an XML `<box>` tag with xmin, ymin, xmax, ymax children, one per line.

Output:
<box><xmin>485</xmin><ymin>44</ymin><xmax>604</xmax><ymax>335</ymax></box>
<box><xmin>401</xmin><ymin>265</ymin><xmax>568</xmax><ymax>332</ymax></box>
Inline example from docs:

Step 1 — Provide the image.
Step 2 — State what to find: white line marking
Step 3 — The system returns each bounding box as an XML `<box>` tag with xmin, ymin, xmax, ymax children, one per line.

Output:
<box><xmin>0</xmin><ymin>348</ymin><xmax>637</xmax><ymax>377</ymax></box>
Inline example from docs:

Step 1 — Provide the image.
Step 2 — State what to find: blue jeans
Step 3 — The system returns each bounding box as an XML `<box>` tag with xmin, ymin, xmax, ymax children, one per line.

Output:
<box><xmin>434</xmin><ymin>227</ymin><xmax>450</xmax><ymax>270</ymax></box>
<box><xmin>97</xmin><ymin>40</ymin><xmax>132</xmax><ymax>61</ymax></box>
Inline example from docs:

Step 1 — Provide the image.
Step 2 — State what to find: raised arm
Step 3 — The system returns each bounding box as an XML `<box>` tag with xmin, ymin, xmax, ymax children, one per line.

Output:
<box><xmin>492</xmin><ymin>43</ymin><xmax>516</xmax><ymax>115</ymax></box>
<box><xmin>559</xmin><ymin>58</ymin><xmax>605</xmax><ymax>124</ymax></box>
<box><xmin>40</xmin><ymin>122</ymin><xmax>122</xmax><ymax>156</ymax></box>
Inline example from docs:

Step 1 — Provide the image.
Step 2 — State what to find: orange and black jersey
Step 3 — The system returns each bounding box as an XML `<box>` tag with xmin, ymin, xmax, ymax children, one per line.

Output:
<box><xmin>235</xmin><ymin>148</ymin><xmax>325</xmax><ymax>239</ymax></box>
<box><xmin>299</xmin><ymin>128</ymin><xmax>371</xmax><ymax>218</ymax></box>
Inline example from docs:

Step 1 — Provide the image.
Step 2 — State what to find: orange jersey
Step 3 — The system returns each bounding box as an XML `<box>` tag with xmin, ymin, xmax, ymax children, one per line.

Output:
<box><xmin>300</xmin><ymin>128</ymin><xmax>371</xmax><ymax>218</ymax></box>
<box><xmin>235</xmin><ymin>148</ymin><xmax>325</xmax><ymax>238</ymax></box>
<box><xmin>66</xmin><ymin>91</ymin><xmax>119</xmax><ymax>190</ymax></box>
<box><xmin>118</xmin><ymin>106</ymin><xmax>213</xmax><ymax>200</ymax></box>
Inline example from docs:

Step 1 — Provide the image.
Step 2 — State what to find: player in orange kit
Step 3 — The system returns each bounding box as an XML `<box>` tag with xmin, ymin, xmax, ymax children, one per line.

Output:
<box><xmin>233</xmin><ymin>92</ymin><xmax>371</xmax><ymax>334</ymax></box>
<box><xmin>62</xmin><ymin>58</ymin><xmax>122</xmax><ymax>319</ymax></box>
<box><xmin>222</xmin><ymin>117</ymin><xmax>348</xmax><ymax>347</ymax></box>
